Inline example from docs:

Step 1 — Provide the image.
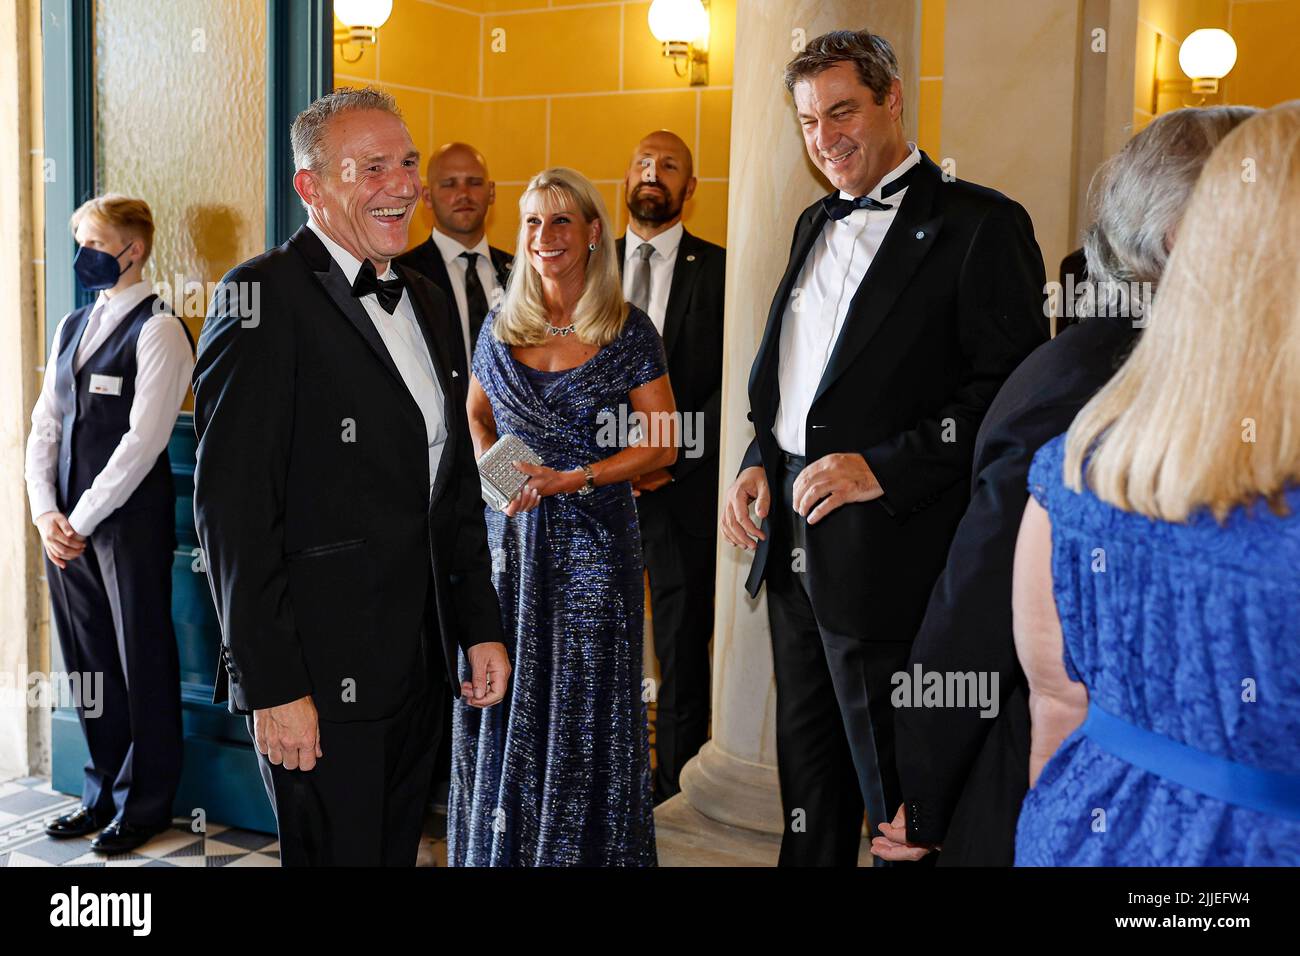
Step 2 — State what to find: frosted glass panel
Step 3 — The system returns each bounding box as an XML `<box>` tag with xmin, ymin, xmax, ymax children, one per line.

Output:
<box><xmin>94</xmin><ymin>0</ymin><xmax>266</xmax><ymax>341</ymax></box>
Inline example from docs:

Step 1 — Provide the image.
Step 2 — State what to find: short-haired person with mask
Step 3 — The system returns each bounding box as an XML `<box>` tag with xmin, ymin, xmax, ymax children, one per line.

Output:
<box><xmin>27</xmin><ymin>195</ymin><xmax>193</xmax><ymax>854</ymax></box>
<box><xmin>192</xmin><ymin>87</ymin><xmax>510</xmax><ymax>866</ymax></box>
<box><xmin>721</xmin><ymin>30</ymin><xmax>1048</xmax><ymax>866</ymax></box>
<box><xmin>617</xmin><ymin>130</ymin><xmax>726</xmax><ymax>803</ymax></box>
<box><xmin>397</xmin><ymin>142</ymin><xmax>512</xmax><ymax>379</ymax></box>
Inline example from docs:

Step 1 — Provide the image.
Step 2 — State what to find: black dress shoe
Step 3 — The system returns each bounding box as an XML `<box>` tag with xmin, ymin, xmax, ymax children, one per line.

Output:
<box><xmin>89</xmin><ymin>820</ymin><xmax>169</xmax><ymax>855</ymax></box>
<box><xmin>45</xmin><ymin>806</ymin><xmax>107</xmax><ymax>839</ymax></box>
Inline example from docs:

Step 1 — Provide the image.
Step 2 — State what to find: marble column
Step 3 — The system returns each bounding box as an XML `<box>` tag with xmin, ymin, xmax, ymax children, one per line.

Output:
<box><xmin>655</xmin><ymin>0</ymin><xmax>920</xmax><ymax>866</ymax></box>
<box><xmin>0</xmin><ymin>0</ymin><xmax>47</xmax><ymax>778</ymax></box>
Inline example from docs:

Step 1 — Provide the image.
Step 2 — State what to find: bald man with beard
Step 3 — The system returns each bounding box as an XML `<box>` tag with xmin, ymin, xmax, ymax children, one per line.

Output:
<box><xmin>617</xmin><ymin>129</ymin><xmax>726</xmax><ymax>803</ymax></box>
<box><xmin>398</xmin><ymin>142</ymin><xmax>513</xmax><ymax>379</ymax></box>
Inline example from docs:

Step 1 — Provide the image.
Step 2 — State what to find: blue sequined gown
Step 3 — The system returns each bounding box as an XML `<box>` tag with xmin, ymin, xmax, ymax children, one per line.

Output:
<box><xmin>1015</xmin><ymin>434</ymin><xmax>1300</xmax><ymax>865</ymax></box>
<box><xmin>449</xmin><ymin>306</ymin><xmax>665</xmax><ymax>867</ymax></box>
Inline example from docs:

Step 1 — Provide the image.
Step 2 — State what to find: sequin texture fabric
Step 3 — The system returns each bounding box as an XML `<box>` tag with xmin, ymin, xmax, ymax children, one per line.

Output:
<box><xmin>448</xmin><ymin>306</ymin><xmax>665</xmax><ymax>866</ymax></box>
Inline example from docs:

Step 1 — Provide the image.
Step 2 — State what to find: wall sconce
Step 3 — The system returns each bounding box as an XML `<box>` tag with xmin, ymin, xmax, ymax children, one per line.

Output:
<box><xmin>648</xmin><ymin>0</ymin><xmax>710</xmax><ymax>87</ymax></box>
<box><xmin>335</xmin><ymin>0</ymin><xmax>393</xmax><ymax>65</ymax></box>
<box><xmin>1152</xmin><ymin>28</ymin><xmax>1237</xmax><ymax>111</ymax></box>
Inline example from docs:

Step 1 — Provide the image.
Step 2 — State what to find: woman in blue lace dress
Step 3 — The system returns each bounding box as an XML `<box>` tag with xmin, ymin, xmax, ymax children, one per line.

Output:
<box><xmin>1011</xmin><ymin>104</ymin><xmax>1300</xmax><ymax>866</ymax></box>
<box><xmin>450</xmin><ymin>168</ymin><xmax>676</xmax><ymax>866</ymax></box>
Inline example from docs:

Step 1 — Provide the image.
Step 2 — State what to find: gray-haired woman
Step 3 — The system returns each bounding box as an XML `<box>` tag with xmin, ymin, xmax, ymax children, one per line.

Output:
<box><xmin>872</xmin><ymin>105</ymin><xmax>1256</xmax><ymax>866</ymax></box>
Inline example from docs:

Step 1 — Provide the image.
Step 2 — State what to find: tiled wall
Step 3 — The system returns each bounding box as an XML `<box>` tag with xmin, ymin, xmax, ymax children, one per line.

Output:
<box><xmin>918</xmin><ymin>0</ymin><xmax>944</xmax><ymax>157</ymax></box>
<box><xmin>334</xmin><ymin>0</ymin><xmax>736</xmax><ymax>252</ymax></box>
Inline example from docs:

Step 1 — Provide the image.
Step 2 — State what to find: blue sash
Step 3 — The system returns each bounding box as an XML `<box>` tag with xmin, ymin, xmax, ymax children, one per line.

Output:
<box><xmin>1081</xmin><ymin>702</ymin><xmax>1300</xmax><ymax>821</ymax></box>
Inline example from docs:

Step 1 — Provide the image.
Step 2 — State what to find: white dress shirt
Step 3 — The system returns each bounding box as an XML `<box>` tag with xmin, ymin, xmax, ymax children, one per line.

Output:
<box><xmin>25</xmin><ymin>279</ymin><xmax>195</xmax><ymax>536</ymax></box>
<box><xmin>622</xmin><ymin>220</ymin><xmax>684</xmax><ymax>335</ymax></box>
<box><xmin>308</xmin><ymin>218</ymin><xmax>447</xmax><ymax>490</ymax></box>
<box><xmin>773</xmin><ymin>144</ymin><xmax>922</xmax><ymax>455</ymax></box>
<box><xmin>430</xmin><ymin>227</ymin><xmax>502</xmax><ymax>370</ymax></box>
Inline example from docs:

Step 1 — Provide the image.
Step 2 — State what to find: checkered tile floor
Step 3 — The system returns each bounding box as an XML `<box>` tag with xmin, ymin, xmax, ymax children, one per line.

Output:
<box><xmin>0</xmin><ymin>777</ymin><xmax>281</xmax><ymax>867</ymax></box>
<box><xmin>0</xmin><ymin>776</ymin><xmax>450</xmax><ymax>867</ymax></box>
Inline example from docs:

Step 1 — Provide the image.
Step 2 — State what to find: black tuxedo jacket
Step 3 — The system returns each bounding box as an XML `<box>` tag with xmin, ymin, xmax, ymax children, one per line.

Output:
<box><xmin>896</xmin><ymin>315</ymin><xmax>1139</xmax><ymax>863</ymax></box>
<box><xmin>192</xmin><ymin>225</ymin><xmax>504</xmax><ymax>723</ymax></box>
<box><xmin>616</xmin><ymin>228</ymin><xmax>726</xmax><ymax>526</ymax></box>
<box><xmin>740</xmin><ymin>152</ymin><xmax>1049</xmax><ymax>642</ymax></box>
<box><xmin>395</xmin><ymin>235</ymin><xmax>512</xmax><ymax>378</ymax></box>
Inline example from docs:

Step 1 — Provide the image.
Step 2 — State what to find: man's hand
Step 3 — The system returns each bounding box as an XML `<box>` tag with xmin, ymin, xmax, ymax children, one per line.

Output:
<box><xmin>461</xmin><ymin>641</ymin><xmax>511</xmax><ymax>708</ymax></box>
<box><xmin>253</xmin><ymin>695</ymin><xmax>322</xmax><ymax>772</ymax></box>
<box><xmin>870</xmin><ymin>804</ymin><xmax>937</xmax><ymax>862</ymax></box>
<box><xmin>631</xmin><ymin>468</ymin><xmax>673</xmax><ymax>497</ymax></box>
<box><xmin>35</xmin><ymin>511</ymin><xmax>86</xmax><ymax>570</ymax></box>
<box><xmin>721</xmin><ymin>466</ymin><xmax>770</xmax><ymax>551</ymax></box>
<box><xmin>793</xmin><ymin>453</ymin><xmax>882</xmax><ymax>524</ymax></box>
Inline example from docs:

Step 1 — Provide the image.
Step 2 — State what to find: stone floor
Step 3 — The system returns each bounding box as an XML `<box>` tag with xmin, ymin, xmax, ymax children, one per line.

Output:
<box><xmin>0</xmin><ymin>775</ymin><xmax>449</xmax><ymax>867</ymax></box>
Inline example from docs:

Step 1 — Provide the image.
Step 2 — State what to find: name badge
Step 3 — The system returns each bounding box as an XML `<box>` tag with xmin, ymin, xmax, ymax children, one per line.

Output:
<box><xmin>88</xmin><ymin>374</ymin><xmax>123</xmax><ymax>396</ymax></box>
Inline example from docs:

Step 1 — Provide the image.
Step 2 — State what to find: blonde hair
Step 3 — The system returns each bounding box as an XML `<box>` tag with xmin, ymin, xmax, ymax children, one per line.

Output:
<box><xmin>1065</xmin><ymin>102</ymin><xmax>1300</xmax><ymax>521</ymax></box>
<box><xmin>70</xmin><ymin>193</ymin><xmax>154</xmax><ymax>260</ymax></box>
<box><xmin>493</xmin><ymin>167</ymin><xmax>627</xmax><ymax>347</ymax></box>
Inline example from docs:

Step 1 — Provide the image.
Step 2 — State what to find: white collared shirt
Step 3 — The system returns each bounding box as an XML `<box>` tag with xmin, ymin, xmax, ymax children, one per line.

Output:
<box><xmin>25</xmin><ymin>279</ymin><xmax>194</xmax><ymax>535</ymax></box>
<box><xmin>308</xmin><ymin>218</ymin><xmax>447</xmax><ymax>490</ymax></box>
<box><xmin>429</xmin><ymin>228</ymin><xmax>502</xmax><ymax>369</ymax></box>
<box><xmin>622</xmin><ymin>220</ymin><xmax>684</xmax><ymax>335</ymax></box>
<box><xmin>773</xmin><ymin>144</ymin><xmax>922</xmax><ymax>456</ymax></box>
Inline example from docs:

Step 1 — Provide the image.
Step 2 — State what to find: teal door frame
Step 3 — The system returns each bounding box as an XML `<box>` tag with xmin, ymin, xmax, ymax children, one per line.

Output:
<box><xmin>41</xmin><ymin>0</ymin><xmax>333</xmax><ymax>834</ymax></box>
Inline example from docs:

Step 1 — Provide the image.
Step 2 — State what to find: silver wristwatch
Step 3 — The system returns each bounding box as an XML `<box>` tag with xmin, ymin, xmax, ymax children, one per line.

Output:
<box><xmin>577</xmin><ymin>463</ymin><xmax>595</xmax><ymax>496</ymax></box>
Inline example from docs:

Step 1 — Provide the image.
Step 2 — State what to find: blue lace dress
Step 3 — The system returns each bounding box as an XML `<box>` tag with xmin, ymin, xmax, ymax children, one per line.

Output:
<box><xmin>1015</xmin><ymin>434</ymin><xmax>1300</xmax><ymax>865</ymax></box>
<box><xmin>448</xmin><ymin>306</ymin><xmax>666</xmax><ymax>867</ymax></box>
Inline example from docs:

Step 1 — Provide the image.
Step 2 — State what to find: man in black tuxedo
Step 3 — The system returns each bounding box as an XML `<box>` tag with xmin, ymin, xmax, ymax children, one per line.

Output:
<box><xmin>720</xmin><ymin>30</ymin><xmax>1047</xmax><ymax>867</ymax></box>
<box><xmin>193</xmin><ymin>88</ymin><xmax>510</xmax><ymax>866</ymax></box>
<box><xmin>396</xmin><ymin>142</ymin><xmax>512</xmax><ymax>379</ymax></box>
<box><xmin>615</xmin><ymin>130</ymin><xmax>725</xmax><ymax>803</ymax></box>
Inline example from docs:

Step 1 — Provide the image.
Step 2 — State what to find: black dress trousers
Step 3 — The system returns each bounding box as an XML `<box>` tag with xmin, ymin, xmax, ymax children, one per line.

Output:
<box><xmin>639</xmin><ymin>491</ymin><xmax>715</xmax><ymax>803</ymax></box>
<box><xmin>44</xmin><ymin>505</ymin><xmax>183</xmax><ymax>828</ymax></box>
<box><xmin>764</xmin><ymin>455</ymin><xmax>911</xmax><ymax>867</ymax></box>
<box><xmin>248</xmin><ymin>643</ymin><xmax>447</xmax><ymax>867</ymax></box>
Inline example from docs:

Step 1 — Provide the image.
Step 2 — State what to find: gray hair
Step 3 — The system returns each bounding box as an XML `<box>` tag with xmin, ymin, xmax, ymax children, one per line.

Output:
<box><xmin>783</xmin><ymin>29</ymin><xmax>899</xmax><ymax>104</ymax></box>
<box><xmin>1081</xmin><ymin>105</ymin><xmax>1256</xmax><ymax>317</ymax></box>
<box><xmin>289</xmin><ymin>86</ymin><xmax>403</xmax><ymax>172</ymax></box>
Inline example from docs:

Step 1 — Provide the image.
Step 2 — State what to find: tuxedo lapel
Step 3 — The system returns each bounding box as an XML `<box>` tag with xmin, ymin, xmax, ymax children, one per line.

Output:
<box><xmin>489</xmin><ymin>246</ymin><xmax>513</xmax><ymax>289</ymax></box>
<box><xmin>419</xmin><ymin>240</ymin><xmax>456</xmax><ymax>308</ymax></box>
<box><xmin>396</xmin><ymin>262</ymin><xmax>462</xmax><ymax>508</ymax></box>
<box><xmin>811</xmin><ymin>155</ymin><xmax>944</xmax><ymax>406</ymax></box>
<box><xmin>749</xmin><ymin>204</ymin><xmax>827</xmax><ymax>421</ymax></box>
<box><xmin>292</xmin><ymin>226</ymin><xmax>412</xmax><ymax>395</ymax></box>
<box><xmin>660</xmin><ymin>229</ymin><xmax>699</xmax><ymax>358</ymax></box>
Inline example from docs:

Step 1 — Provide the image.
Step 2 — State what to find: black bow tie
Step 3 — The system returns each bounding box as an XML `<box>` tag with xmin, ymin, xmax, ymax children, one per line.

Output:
<box><xmin>351</xmin><ymin>259</ymin><xmax>405</xmax><ymax>314</ymax></box>
<box><xmin>821</xmin><ymin>162</ymin><xmax>919</xmax><ymax>221</ymax></box>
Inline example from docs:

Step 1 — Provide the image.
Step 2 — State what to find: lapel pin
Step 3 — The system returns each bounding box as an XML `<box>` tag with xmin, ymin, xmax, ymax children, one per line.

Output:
<box><xmin>452</xmin><ymin>370</ymin><xmax>460</xmax><ymax>378</ymax></box>
<box><xmin>915</xmin><ymin>230</ymin><xmax>925</xmax><ymax>239</ymax></box>
<box><xmin>686</xmin><ymin>254</ymin><xmax>696</xmax><ymax>262</ymax></box>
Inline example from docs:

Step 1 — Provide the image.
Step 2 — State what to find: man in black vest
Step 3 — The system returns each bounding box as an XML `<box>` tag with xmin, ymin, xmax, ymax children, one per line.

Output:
<box><xmin>721</xmin><ymin>30</ymin><xmax>1048</xmax><ymax>866</ymax></box>
<box><xmin>616</xmin><ymin>129</ymin><xmax>725</xmax><ymax>802</ymax></box>
<box><xmin>396</xmin><ymin>142</ymin><xmax>512</xmax><ymax>379</ymax></box>
<box><xmin>193</xmin><ymin>88</ymin><xmax>510</xmax><ymax>866</ymax></box>
<box><xmin>27</xmin><ymin>195</ymin><xmax>193</xmax><ymax>854</ymax></box>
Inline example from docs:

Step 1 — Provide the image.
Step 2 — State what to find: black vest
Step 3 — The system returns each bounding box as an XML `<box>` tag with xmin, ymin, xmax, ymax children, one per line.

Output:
<box><xmin>54</xmin><ymin>293</ymin><xmax>193</xmax><ymax>525</ymax></box>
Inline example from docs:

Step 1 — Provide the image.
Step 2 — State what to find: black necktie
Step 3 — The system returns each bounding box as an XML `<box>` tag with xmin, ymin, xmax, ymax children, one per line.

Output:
<box><xmin>820</xmin><ymin>162</ymin><xmax>918</xmax><ymax>221</ymax></box>
<box><xmin>461</xmin><ymin>251</ymin><xmax>489</xmax><ymax>353</ymax></box>
<box><xmin>351</xmin><ymin>259</ymin><xmax>404</xmax><ymax>314</ymax></box>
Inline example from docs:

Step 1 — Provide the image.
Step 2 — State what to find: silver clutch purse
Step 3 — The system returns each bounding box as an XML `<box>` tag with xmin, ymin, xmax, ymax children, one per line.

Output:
<box><xmin>477</xmin><ymin>434</ymin><xmax>543</xmax><ymax>511</ymax></box>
